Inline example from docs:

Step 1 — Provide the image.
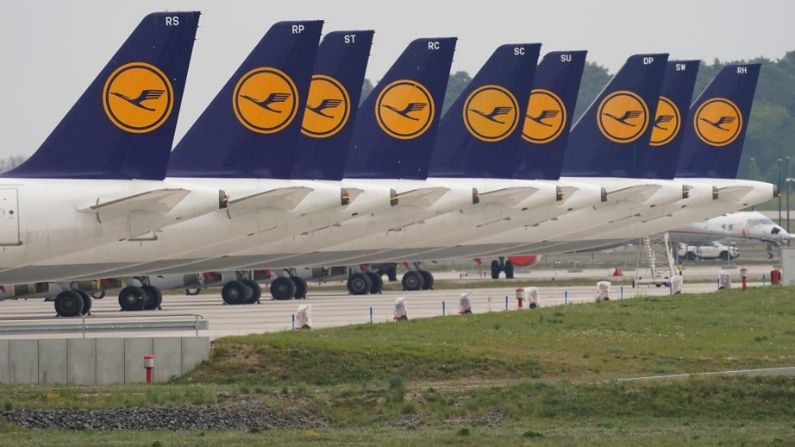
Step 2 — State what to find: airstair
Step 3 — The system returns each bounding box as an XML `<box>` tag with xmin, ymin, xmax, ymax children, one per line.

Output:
<box><xmin>633</xmin><ymin>233</ymin><xmax>677</xmax><ymax>287</ymax></box>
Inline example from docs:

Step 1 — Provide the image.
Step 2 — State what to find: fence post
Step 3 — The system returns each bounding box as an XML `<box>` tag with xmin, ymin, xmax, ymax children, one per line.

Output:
<box><xmin>369</xmin><ymin>306</ymin><xmax>373</xmax><ymax>323</ymax></box>
<box><xmin>442</xmin><ymin>301</ymin><xmax>446</xmax><ymax>316</ymax></box>
<box><xmin>564</xmin><ymin>289</ymin><xmax>568</xmax><ymax>305</ymax></box>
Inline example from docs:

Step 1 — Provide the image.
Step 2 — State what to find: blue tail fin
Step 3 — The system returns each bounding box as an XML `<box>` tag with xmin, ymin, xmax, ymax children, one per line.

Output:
<box><xmin>642</xmin><ymin>60</ymin><xmax>700</xmax><ymax>179</ymax></box>
<box><xmin>427</xmin><ymin>44</ymin><xmax>541</xmax><ymax>178</ymax></box>
<box><xmin>5</xmin><ymin>12</ymin><xmax>200</xmax><ymax>180</ymax></box>
<box><xmin>675</xmin><ymin>64</ymin><xmax>760</xmax><ymax>178</ymax></box>
<box><xmin>513</xmin><ymin>50</ymin><xmax>587</xmax><ymax>180</ymax></box>
<box><xmin>290</xmin><ymin>30</ymin><xmax>374</xmax><ymax>180</ymax></box>
<box><xmin>344</xmin><ymin>38</ymin><xmax>456</xmax><ymax>179</ymax></box>
<box><xmin>168</xmin><ymin>20</ymin><xmax>323</xmax><ymax>178</ymax></box>
<box><xmin>562</xmin><ymin>54</ymin><xmax>669</xmax><ymax>178</ymax></box>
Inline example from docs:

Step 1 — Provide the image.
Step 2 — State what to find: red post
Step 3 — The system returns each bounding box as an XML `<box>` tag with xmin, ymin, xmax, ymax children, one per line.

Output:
<box><xmin>144</xmin><ymin>354</ymin><xmax>154</xmax><ymax>384</ymax></box>
<box><xmin>740</xmin><ymin>268</ymin><xmax>748</xmax><ymax>291</ymax></box>
<box><xmin>515</xmin><ymin>288</ymin><xmax>525</xmax><ymax>309</ymax></box>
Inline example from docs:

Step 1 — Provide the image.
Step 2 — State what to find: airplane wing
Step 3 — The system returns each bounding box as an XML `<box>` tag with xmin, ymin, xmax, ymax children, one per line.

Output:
<box><xmin>477</xmin><ymin>187</ymin><xmax>540</xmax><ymax>206</ymax></box>
<box><xmin>716</xmin><ymin>185</ymin><xmax>755</xmax><ymax>202</ymax></box>
<box><xmin>393</xmin><ymin>187</ymin><xmax>450</xmax><ymax>208</ymax></box>
<box><xmin>78</xmin><ymin>188</ymin><xmax>191</xmax><ymax>220</ymax></box>
<box><xmin>226</xmin><ymin>186</ymin><xmax>313</xmax><ymax>217</ymax></box>
<box><xmin>607</xmin><ymin>184</ymin><xmax>662</xmax><ymax>203</ymax></box>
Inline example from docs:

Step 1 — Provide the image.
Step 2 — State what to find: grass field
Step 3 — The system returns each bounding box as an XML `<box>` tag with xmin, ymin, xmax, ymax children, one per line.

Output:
<box><xmin>1</xmin><ymin>286</ymin><xmax>794</xmax><ymax>445</ymax></box>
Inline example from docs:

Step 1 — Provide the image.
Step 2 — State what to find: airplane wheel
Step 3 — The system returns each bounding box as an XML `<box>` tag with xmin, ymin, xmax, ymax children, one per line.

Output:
<box><xmin>242</xmin><ymin>280</ymin><xmax>261</xmax><ymax>303</ymax></box>
<box><xmin>185</xmin><ymin>287</ymin><xmax>202</xmax><ymax>296</ymax></box>
<box><xmin>76</xmin><ymin>290</ymin><xmax>92</xmax><ymax>316</ymax></box>
<box><xmin>401</xmin><ymin>271</ymin><xmax>424</xmax><ymax>291</ymax></box>
<box><xmin>504</xmin><ymin>261</ymin><xmax>514</xmax><ymax>279</ymax></box>
<box><xmin>270</xmin><ymin>277</ymin><xmax>296</xmax><ymax>301</ymax></box>
<box><xmin>221</xmin><ymin>281</ymin><xmax>252</xmax><ymax>305</ymax></box>
<box><xmin>142</xmin><ymin>285</ymin><xmax>162</xmax><ymax>310</ymax></box>
<box><xmin>291</xmin><ymin>276</ymin><xmax>308</xmax><ymax>299</ymax></box>
<box><xmin>386</xmin><ymin>265</ymin><xmax>398</xmax><ymax>282</ymax></box>
<box><xmin>91</xmin><ymin>290</ymin><xmax>105</xmax><ymax>299</ymax></box>
<box><xmin>490</xmin><ymin>260</ymin><xmax>500</xmax><ymax>279</ymax></box>
<box><xmin>419</xmin><ymin>270</ymin><xmax>434</xmax><ymax>290</ymax></box>
<box><xmin>347</xmin><ymin>272</ymin><xmax>372</xmax><ymax>295</ymax></box>
<box><xmin>367</xmin><ymin>272</ymin><xmax>383</xmax><ymax>294</ymax></box>
<box><xmin>54</xmin><ymin>291</ymin><xmax>84</xmax><ymax>317</ymax></box>
<box><xmin>118</xmin><ymin>286</ymin><xmax>148</xmax><ymax>311</ymax></box>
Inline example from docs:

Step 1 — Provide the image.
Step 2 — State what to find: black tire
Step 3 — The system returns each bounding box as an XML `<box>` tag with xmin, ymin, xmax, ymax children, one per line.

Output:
<box><xmin>54</xmin><ymin>291</ymin><xmax>83</xmax><ymax>317</ymax></box>
<box><xmin>504</xmin><ymin>261</ymin><xmax>515</xmax><ymax>279</ymax></box>
<box><xmin>490</xmin><ymin>260</ymin><xmax>501</xmax><ymax>279</ymax></box>
<box><xmin>185</xmin><ymin>287</ymin><xmax>202</xmax><ymax>296</ymax></box>
<box><xmin>76</xmin><ymin>290</ymin><xmax>92</xmax><ymax>316</ymax></box>
<box><xmin>142</xmin><ymin>285</ymin><xmax>162</xmax><ymax>310</ymax></box>
<box><xmin>270</xmin><ymin>277</ymin><xmax>296</xmax><ymax>301</ymax></box>
<box><xmin>291</xmin><ymin>276</ymin><xmax>308</xmax><ymax>299</ymax></box>
<box><xmin>221</xmin><ymin>281</ymin><xmax>251</xmax><ymax>305</ymax></box>
<box><xmin>347</xmin><ymin>272</ymin><xmax>372</xmax><ymax>295</ymax></box>
<box><xmin>386</xmin><ymin>265</ymin><xmax>398</xmax><ymax>282</ymax></box>
<box><xmin>91</xmin><ymin>290</ymin><xmax>105</xmax><ymax>299</ymax></box>
<box><xmin>719</xmin><ymin>251</ymin><xmax>730</xmax><ymax>261</ymax></box>
<box><xmin>401</xmin><ymin>271</ymin><xmax>424</xmax><ymax>291</ymax></box>
<box><xmin>366</xmin><ymin>272</ymin><xmax>383</xmax><ymax>294</ymax></box>
<box><xmin>242</xmin><ymin>279</ymin><xmax>262</xmax><ymax>303</ymax></box>
<box><xmin>118</xmin><ymin>286</ymin><xmax>148</xmax><ymax>311</ymax></box>
<box><xmin>419</xmin><ymin>270</ymin><xmax>434</xmax><ymax>290</ymax></box>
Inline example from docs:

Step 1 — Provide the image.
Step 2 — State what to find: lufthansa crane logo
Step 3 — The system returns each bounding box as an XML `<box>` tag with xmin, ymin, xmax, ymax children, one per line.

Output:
<box><xmin>233</xmin><ymin>67</ymin><xmax>299</xmax><ymax>134</ymax></box>
<box><xmin>301</xmin><ymin>75</ymin><xmax>351</xmax><ymax>139</ymax></box>
<box><xmin>102</xmin><ymin>62</ymin><xmax>173</xmax><ymax>134</ymax></box>
<box><xmin>522</xmin><ymin>89</ymin><xmax>566</xmax><ymax>144</ymax></box>
<box><xmin>463</xmin><ymin>85</ymin><xmax>519</xmax><ymax>142</ymax></box>
<box><xmin>596</xmin><ymin>90</ymin><xmax>649</xmax><ymax>144</ymax></box>
<box><xmin>375</xmin><ymin>80</ymin><xmax>435</xmax><ymax>140</ymax></box>
<box><xmin>694</xmin><ymin>98</ymin><xmax>742</xmax><ymax>147</ymax></box>
<box><xmin>649</xmin><ymin>96</ymin><xmax>681</xmax><ymax>147</ymax></box>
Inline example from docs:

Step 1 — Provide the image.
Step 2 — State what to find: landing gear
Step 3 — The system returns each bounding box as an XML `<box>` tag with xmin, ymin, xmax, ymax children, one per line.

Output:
<box><xmin>367</xmin><ymin>272</ymin><xmax>383</xmax><ymax>294</ymax></box>
<box><xmin>221</xmin><ymin>280</ymin><xmax>253</xmax><ymax>305</ymax></box>
<box><xmin>291</xmin><ymin>276</ymin><xmax>308</xmax><ymax>299</ymax></box>
<box><xmin>91</xmin><ymin>290</ymin><xmax>105</xmax><ymax>299</ymax></box>
<box><xmin>386</xmin><ymin>264</ymin><xmax>398</xmax><ymax>282</ymax></box>
<box><xmin>185</xmin><ymin>287</ymin><xmax>202</xmax><ymax>296</ymax></box>
<box><xmin>347</xmin><ymin>272</ymin><xmax>372</xmax><ymax>295</ymax></box>
<box><xmin>241</xmin><ymin>279</ymin><xmax>261</xmax><ymax>303</ymax></box>
<box><xmin>419</xmin><ymin>270</ymin><xmax>434</xmax><ymax>290</ymax></box>
<box><xmin>142</xmin><ymin>285</ymin><xmax>162</xmax><ymax>310</ymax></box>
<box><xmin>490</xmin><ymin>260</ymin><xmax>500</xmax><ymax>279</ymax></box>
<box><xmin>490</xmin><ymin>258</ymin><xmax>514</xmax><ymax>279</ymax></box>
<box><xmin>54</xmin><ymin>290</ymin><xmax>83</xmax><ymax>317</ymax></box>
<box><xmin>118</xmin><ymin>286</ymin><xmax>149</xmax><ymax>311</ymax></box>
<box><xmin>504</xmin><ymin>261</ymin><xmax>515</xmax><ymax>279</ymax></box>
<box><xmin>401</xmin><ymin>271</ymin><xmax>424</xmax><ymax>291</ymax></box>
<box><xmin>75</xmin><ymin>290</ymin><xmax>92</xmax><ymax>315</ymax></box>
<box><xmin>270</xmin><ymin>277</ymin><xmax>296</xmax><ymax>301</ymax></box>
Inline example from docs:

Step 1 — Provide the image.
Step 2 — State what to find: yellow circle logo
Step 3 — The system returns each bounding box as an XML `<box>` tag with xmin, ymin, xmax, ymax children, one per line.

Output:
<box><xmin>375</xmin><ymin>80</ymin><xmax>435</xmax><ymax>140</ymax></box>
<box><xmin>693</xmin><ymin>97</ymin><xmax>742</xmax><ymax>147</ymax></box>
<box><xmin>102</xmin><ymin>62</ymin><xmax>173</xmax><ymax>134</ymax></box>
<box><xmin>233</xmin><ymin>67</ymin><xmax>298</xmax><ymax>134</ymax></box>
<box><xmin>462</xmin><ymin>85</ymin><xmax>519</xmax><ymax>142</ymax></box>
<box><xmin>522</xmin><ymin>89</ymin><xmax>567</xmax><ymax>144</ymax></box>
<box><xmin>301</xmin><ymin>75</ymin><xmax>351</xmax><ymax>139</ymax></box>
<box><xmin>649</xmin><ymin>96</ymin><xmax>681</xmax><ymax>147</ymax></box>
<box><xmin>596</xmin><ymin>90</ymin><xmax>649</xmax><ymax>144</ymax></box>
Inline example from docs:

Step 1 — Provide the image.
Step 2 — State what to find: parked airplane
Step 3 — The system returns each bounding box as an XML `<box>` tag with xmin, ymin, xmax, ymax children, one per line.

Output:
<box><xmin>671</xmin><ymin>211</ymin><xmax>791</xmax><ymax>245</ymax></box>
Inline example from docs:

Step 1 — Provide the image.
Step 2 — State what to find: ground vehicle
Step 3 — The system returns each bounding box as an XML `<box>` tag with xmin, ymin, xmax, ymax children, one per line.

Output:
<box><xmin>678</xmin><ymin>242</ymin><xmax>738</xmax><ymax>261</ymax></box>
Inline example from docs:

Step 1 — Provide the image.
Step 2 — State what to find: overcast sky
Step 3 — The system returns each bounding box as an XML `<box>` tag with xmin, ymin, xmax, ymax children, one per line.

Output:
<box><xmin>1</xmin><ymin>0</ymin><xmax>793</xmax><ymax>158</ymax></box>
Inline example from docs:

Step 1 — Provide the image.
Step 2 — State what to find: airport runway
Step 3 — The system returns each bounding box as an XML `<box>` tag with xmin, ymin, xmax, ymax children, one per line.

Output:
<box><xmin>0</xmin><ymin>280</ymin><xmax>760</xmax><ymax>340</ymax></box>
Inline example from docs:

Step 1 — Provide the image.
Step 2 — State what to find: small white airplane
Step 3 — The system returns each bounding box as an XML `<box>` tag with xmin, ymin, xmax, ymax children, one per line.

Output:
<box><xmin>671</xmin><ymin>211</ymin><xmax>791</xmax><ymax>245</ymax></box>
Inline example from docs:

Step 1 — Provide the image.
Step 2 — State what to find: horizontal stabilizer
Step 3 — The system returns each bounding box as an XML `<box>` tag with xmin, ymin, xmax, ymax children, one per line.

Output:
<box><xmin>394</xmin><ymin>187</ymin><xmax>450</xmax><ymax>208</ymax></box>
<box><xmin>79</xmin><ymin>189</ymin><xmax>191</xmax><ymax>220</ymax></box>
<box><xmin>227</xmin><ymin>186</ymin><xmax>313</xmax><ymax>215</ymax></box>
<box><xmin>608</xmin><ymin>184</ymin><xmax>662</xmax><ymax>203</ymax></box>
<box><xmin>343</xmin><ymin>187</ymin><xmax>365</xmax><ymax>204</ymax></box>
<box><xmin>717</xmin><ymin>185</ymin><xmax>754</xmax><ymax>202</ymax></box>
<box><xmin>478</xmin><ymin>187</ymin><xmax>540</xmax><ymax>206</ymax></box>
<box><xmin>557</xmin><ymin>186</ymin><xmax>580</xmax><ymax>204</ymax></box>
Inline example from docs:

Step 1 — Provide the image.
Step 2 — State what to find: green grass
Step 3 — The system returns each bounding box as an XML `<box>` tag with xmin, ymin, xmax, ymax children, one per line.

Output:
<box><xmin>3</xmin><ymin>286</ymin><xmax>795</xmax><ymax>445</ymax></box>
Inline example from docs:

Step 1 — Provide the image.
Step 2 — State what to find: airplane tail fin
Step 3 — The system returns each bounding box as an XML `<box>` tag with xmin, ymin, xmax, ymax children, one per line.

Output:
<box><xmin>168</xmin><ymin>20</ymin><xmax>323</xmax><ymax>178</ymax></box>
<box><xmin>642</xmin><ymin>60</ymin><xmax>700</xmax><ymax>179</ymax></box>
<box><xmin>344</xmin><ymin>38</ymin><xmax>456</xmax><ymax>179</ymax></box>
<box><xmin>428</xmin><ymin>44</ymin><xmax>541</xmax><ymax>178</ymax></box>
<box><xmin>5</xmin><ymin>12</ymin><xmax>200</xmax><ymax>180</ymax></box>
<box><xmin>675</xmin><ymin>64</ymin><xmax>760</xmax><ymax>179</ymax></box>
<box><xmin>290</xmin><ymin>30</ymin><xmax>374</xmax><ymax>180</ymax></box>
<box><xmin>562</xmin><ymin>53</ymin><xmax>669</xmax><ymax>178</ymax></box>
<box><xmin>513</xmin><ymin>50</ymin><xmax>587</xmax><ymax>180</ymax></box>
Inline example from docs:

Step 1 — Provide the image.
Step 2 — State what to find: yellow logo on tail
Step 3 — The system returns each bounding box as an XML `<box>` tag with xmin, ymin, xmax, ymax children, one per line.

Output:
<box><xmin>693</xmin><ymin>97</ymin><xmax>742</xmax><ymax>147</ymax></box>
<box><xmin>375</xmin><ymin>80</ymin><xmax>435</xmax><ymax>140</ymax></box>
<box><xmin>301</xmin><ymin>75</ymin><xmax>351</xmax><ymax>139</ymax></box>
<box><xmin>233</xmin><ymin>67</ymin><xmax>299</xmax><ymax>134</ymax></box>
<box><xmin>102</xmin><ymin>62</ymin><xmax>173</xmax><ymax>134</ymax></box>
<box><xmin>523</xmin><ymin>89</ymin><xmax>566</xmax><ymax>144</ymax></box>
<box><xmin>596</xmin><ymin>90</ymin><xmax>649</xmax><ymax>144</ymax></box>
<box><xmin>463</xmin><ymin>85</ymin><xmax>519</xmax><ymax>142</ymax></box>
<box><xmin>649</xmin><ymin>96</ymin><xmax>681</xmax><ymax>147</ymax></box>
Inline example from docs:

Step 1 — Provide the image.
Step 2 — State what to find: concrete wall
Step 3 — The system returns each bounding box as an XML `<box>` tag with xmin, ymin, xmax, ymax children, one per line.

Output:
<box><xmin>0</xmin><ymin>337</ymin><xmax>209</xmax><ymax>385</ymax></box>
